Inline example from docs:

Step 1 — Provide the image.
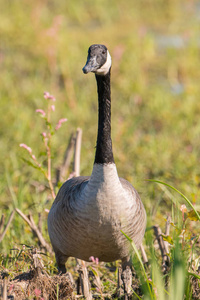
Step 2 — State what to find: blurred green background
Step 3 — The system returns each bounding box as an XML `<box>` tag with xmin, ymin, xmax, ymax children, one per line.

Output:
<box><xmin>1</xmin><ymin>0</ymin><xmax>200</xmax><ymax>250</ymax></box>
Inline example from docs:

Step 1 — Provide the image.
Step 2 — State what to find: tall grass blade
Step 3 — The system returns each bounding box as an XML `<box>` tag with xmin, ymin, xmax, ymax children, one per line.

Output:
<box><xmin>121</xmin><ymin>231</ymin><xmax>155</xmax><ymax>300</ymax></box>
<box><xmin>132</xmin><ymin>289</ymin><xmax>143</xmax><ymax>300</ymax></box>
<box><xmin>188</xmin><ymin>272</ymin><xmax>200</xmax><ymax>280</ymax></box>
<box><xmin>151</xmin><ymin>261</ymin><xmax>167</xmax><ymax>300</ymax></box>
<box><xmin>147</xmin><ymin>179</ymin><xmax>200</xmax><ymax>221</ymax></box>
<box><xmin>169</xmin><ymin>240</ymin><xmax>186</xmax><ymax>300</ymax></box>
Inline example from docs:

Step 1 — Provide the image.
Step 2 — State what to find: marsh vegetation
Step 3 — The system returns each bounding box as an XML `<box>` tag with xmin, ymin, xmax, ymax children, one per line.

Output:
<box><xmin>0</xmin><ymin>0</ymin><xmax>200</xmax><ymax>298</ymax></box>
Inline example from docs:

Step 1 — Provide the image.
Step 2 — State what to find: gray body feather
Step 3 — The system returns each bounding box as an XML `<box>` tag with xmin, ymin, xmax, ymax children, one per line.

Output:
<box><xmin>48</xmin><ymin>164</ymin><xmax>146</xmax><ymax>264</ymax></box>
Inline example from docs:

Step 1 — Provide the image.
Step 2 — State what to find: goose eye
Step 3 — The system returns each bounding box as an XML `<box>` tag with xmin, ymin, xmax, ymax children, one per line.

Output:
<box><xmin>102</xmin><ymin>50</ymin><xmax>106</xmax><ymax>54</ymax></box>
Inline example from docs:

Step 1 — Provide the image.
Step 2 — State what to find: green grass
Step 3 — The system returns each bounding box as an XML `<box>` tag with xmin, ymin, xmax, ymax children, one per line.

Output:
<box><xmin>0</xmin><ymin>0</ymin><xmax>200</xmax><ymax>298</ymax></box>
<box><xmin>124</xmin><ymin>183</ymin><xmax>200</xmax><ymax>299</ymax></box>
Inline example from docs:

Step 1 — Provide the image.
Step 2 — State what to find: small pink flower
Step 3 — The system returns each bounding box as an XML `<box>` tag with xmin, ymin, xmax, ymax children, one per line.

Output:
<box><xmin>89</xmin><ymin>256</ymin><xmax>99</xmax><ymax>265</ymax></box>
<box><xmin>89</xmin><ymin>256</ymin><xmax>95</xmax><ymax>263</ymax></box>
<box><xmin>44</xmin><ymin>91</ymin><xmax>56</xmax><ymax>101</ymax></box>
<box><xmin>9</xmin><ymin>284</ymin><xmax>14</xmax><ymax>293</ymax></box>
<box><xmin>180</xmin><ymin>204</ymin><xmax>187</xmax><ymax>213</ymax></box>
<box><xmin>55</xmin><ymin>118</ymin><xmax>67</xmax><ymax>130</ymax></box>
<box><xmin>36</xmin><ymin>109</ymin><xmax>46</xmax><ymax>117</ymax></box>
<box><xmin>95</xmin><ymin>257</ymin><xmax>99</xmax><ymax>265</ymax></box>
<box><xmin>44</xmin><ymin>91</ymin><xmax>50</xmax><ymax>99</ymax></box>
<box><xmin>49</xmin><ymin>95</ymin><xmax>56</xmax><ymax>101</ymax></box>
<box><xmin>20</xmin><ymin>143</ymin><xmax>32</xmax><ymax>154</ymax></box>
<box><xmin>34</xmin><ymin>288</ymin><xmax>41</xmax><ymax>297</ymax></box>
<box><xmin>42</xmin><ymin>132</ymin><xmax>47</xmax><ymax>137</ymax></box>
<box><xmin>51</xmin><ymin>105</ymin><xmax>55</xmax><ymax>111</ymax></box>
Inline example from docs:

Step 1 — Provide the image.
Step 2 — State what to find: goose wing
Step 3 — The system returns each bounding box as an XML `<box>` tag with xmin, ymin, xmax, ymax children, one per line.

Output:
<box><xmin>52</xmin><ymin>176</ymin><xmax>90</xmax><ymax>206</ymax></box>
<box><xmin>119</xmin><ymin>177</ymin><xmax>146</xmax><ymax>247</ymax></box>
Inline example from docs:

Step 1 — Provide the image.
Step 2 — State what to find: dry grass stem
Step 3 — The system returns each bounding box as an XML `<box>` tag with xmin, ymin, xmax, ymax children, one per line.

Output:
<box><xmin>77</xmin><ymin>260</ymin><xmax>92</xmax><ymax>300</ymax></box>
<box><xmin>153</xmin><ymin>224</ymin><xmax>170</xmax><ymax>273</ymax></box>
<box><xmin>57</xmin><ymin>132</ymin><xmax>76</xmax><ymax>183</ymax></box>
<box><xmin>1</xmin><ymin>277</ymin><xmax>7</xmax><ymax>300</ymax></box>
<box><xmin>15</xmin><ymin>208</ymin><xmax>53</xmax><ymax>255</ymax></box>
<box><xmin>74</xmin><ymin>128</ymin><xmax>82</xmax><ymax>177</ymax></box>
<box><xmin>164</xmin><ymin>215</ymin><xmax>171</xmax><ymax>256</ymax></box>
<box><xmin>0</xmin><ymin>211</ymin><xmax>15</xmax><ymax>243</ymax></box>
<box><xmin>0</xmin><ymin>215</ymin><xmax>5</xmax><ymax>233</ymax></box>
<box><xmin>140</xmin><ymin>244</ymin><xmax>148</xmax><ymax>265</ymax></box>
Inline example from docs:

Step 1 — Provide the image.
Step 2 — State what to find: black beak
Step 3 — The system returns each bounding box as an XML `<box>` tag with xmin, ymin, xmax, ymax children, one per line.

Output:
<box><xmin>82</xmin><ymin>56</ymin><xmax>99</xmax><ymax>74</ymax></box>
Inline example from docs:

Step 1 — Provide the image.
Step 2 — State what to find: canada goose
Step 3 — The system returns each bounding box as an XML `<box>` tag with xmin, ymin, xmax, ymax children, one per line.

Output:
<box><xmin>48</xmin><ymin>44</ymin><xmax>146</xmax><ymax>296</ymax></box>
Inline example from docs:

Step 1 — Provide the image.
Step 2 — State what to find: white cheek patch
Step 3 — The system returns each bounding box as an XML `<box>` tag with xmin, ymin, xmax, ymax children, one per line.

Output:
<box><xmin>95</xmin><ymin>50</ymin><xmax>112</xmax><ymax>75</ymax></box>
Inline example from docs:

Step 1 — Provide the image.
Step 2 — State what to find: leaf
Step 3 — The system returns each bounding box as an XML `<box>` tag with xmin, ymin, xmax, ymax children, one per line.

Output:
<box><xmin>170</xmin><ymin>222</ymin><xmax>182</xmax><ymax>235</ymax></box>
<box><xmin>88</xmin><ymin>266</ymin><xmax>98</xmax><ymax>276</ymax></box>
<box><xmin>121</xmin><ymin>230</ymin><xmax>132</xmax><ymax>242</ymax></box>
<box><xmin>21</xmin><ymin>158</ymin><xmax>41</xmax><ymax>170</ymax></box>
<box><xmin>162</xmin><ymin>235</ymin><xmax>174</xmax><ymax>245</ymax></box>
<box><xmin>21</xmin><ymin>158</ymin><xmax>46</xmax><ymax>176</ymax></box>
<box><xmin>187</xmin><ymin>210</ymin><xmax>200</xmax><ymax>221</ymax></box>
<box><xmin>188</xmin><ymin>272</ymin><xmax>200</xmax><ymax>280</ymax></box>
<box><xmin>39</xmin><ymin>151</ymin><xmax>47</xmax><ymax>157</ymax></box>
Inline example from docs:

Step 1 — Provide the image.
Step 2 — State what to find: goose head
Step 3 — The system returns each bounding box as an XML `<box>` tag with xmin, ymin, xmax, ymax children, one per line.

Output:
<box><xmin>82</xmin><ymin>44</ymin><xmax>112</xmax><ymax>76</ymax></box>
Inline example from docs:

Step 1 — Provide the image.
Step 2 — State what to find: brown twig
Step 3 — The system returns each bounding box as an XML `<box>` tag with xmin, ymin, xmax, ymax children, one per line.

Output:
<box><xmin>15</xmin><ymin>208</ymin><xmax>53</xmax><ymax>256</ymax></box>
<box><xmin>32</xmin><ymin>248</ymin><xmax>46</xmax><ymax>277</ymax></box>
<box><xmin>77</xmin><ymin>260</ymin><xmax>92</xmax><ymax>300</ymax></box>
<box><xmin>153</xmin><ymin>225</ymin><xmax>165</xmax><ymax>257</ymax></box>
<box><xmin>153</xmin><ymin>224</ymin><xmax>170</xmax><ymax>273</ymax></box>
<box><xmin>0</xmin><ymin>215</ymin><xmax>5</xmax><ymax>232</ymax></box>
<box><xmin>74</xmin><ymin>128</ymin><xmax>82</xmax><ymax>177</ymax></box>
<box><xmin>57</xmin><ymin>133</ymin><xmax>76</xmax><ymax>183</ymax></box>
<box><xmin>164</xmin><ymin>215</ymin><xmax>171</xmax><ymax>256</ymax></box>
<box><xmin>117</xmin><ymin>267</ymin><xmax>123</xmax><ymax>297</ymax></box>
<box><xmin>140</xmin><ymin>244</ymin><xmax>148</xmax><ymax>265</ymax></box>
<box><xmin>2</xmin><ymin>277</ymin><xmax>7</xmax><ymax>300</ymax></box>
<box><xmin>0</xmin><ymin>211</ymin><xmax>15</xmax><ymax>243</ymax></box>
<box><xmin>38</xmin><ymin>212</ymin><xmax>43</xmax><ymax>234</ymax></box>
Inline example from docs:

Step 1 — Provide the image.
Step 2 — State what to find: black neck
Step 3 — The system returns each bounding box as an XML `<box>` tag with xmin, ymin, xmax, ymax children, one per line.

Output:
<box><xmin>94</xmin><ymin>69</ymin><xmax>114</xmax><ymax>164</ymax></box>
